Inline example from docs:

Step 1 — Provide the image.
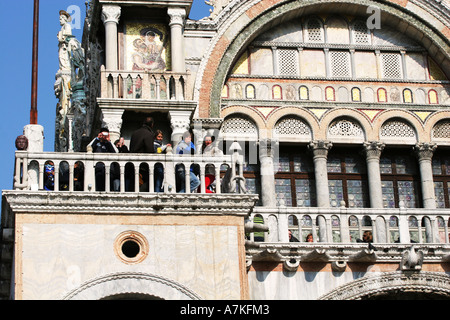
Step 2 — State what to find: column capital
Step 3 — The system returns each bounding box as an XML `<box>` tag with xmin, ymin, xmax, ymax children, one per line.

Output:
<box><xmin>101</xmin><ymin>108</ymin><xmax>124</xmax><ymax>133</ymax></box>
<box><xmin>308</xmin><ymin>140</ymin><xmax>332</xmax><ymax>158</ymax></box>
<box><xmin>101</xmin><ymin>5</ymin><xmax>121</xmax><ymax>24</ymax></box>
<box><xmin>167</xmin><ymin>7</ymin><xmax>186</xmax><ymax>27</ymax></box>
<box><xmin>259</xmin><ymin>139</ymin><xmax>278</xmax><ymax>158</ymax></box>
<box><xmin>414</xmin><ymin>143</ymin><xmax>437</xmax><ymax>161</ymax></box>
<box><xmin>169</xmin><ymin>110</ymin><xmax>191</xmax><ymax>135</ymax></box>
<box><xmin>363</xmin><ymin>141</ymin><xmax>385</xmax><ymax>160</ymax></box>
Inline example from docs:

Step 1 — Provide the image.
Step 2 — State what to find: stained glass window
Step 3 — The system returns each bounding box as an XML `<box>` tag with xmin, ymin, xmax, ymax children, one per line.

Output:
<box><xmin>327</xmin><ymin>150</ymin><xmax>369</xmax><ymax>208</ymax></box>
<box><xmin>380</xmin><ymin>149</ymin><xmax>421</xmax><ymax>208</ymax></box>
<box><xmin>275</xmin><ymin>146</ymin><xmax>316</xmax><ymax>207</ymax></box>
<box><xmin>275</xmin><ymin>179</ymin><xmax>292</xmax><ymax>206</ymax></box>
<box><xmin>295</xmin><ymin>179</ymin><xmax>317</xmax><ymax>207</ymax></box>
<box><xmin>432</xmin><ymin>153</ymin><xmax>450</xmax><ymax>208</ymax></box>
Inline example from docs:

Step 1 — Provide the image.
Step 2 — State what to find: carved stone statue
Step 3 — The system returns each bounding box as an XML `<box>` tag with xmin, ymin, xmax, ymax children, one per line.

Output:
<box><xmin>15</xmin><ymin>135</ymin><xmax>29</xmax><ymax>151</ymax></box>
<box><xmin>54</xmin><ymin>10</ymin><xmax>86</xmax><ymax>152</ymax></box>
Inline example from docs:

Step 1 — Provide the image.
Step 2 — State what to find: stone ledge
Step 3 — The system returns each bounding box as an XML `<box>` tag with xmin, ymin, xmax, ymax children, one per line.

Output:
<box><xmin>2</xmin><ymin>191</ymin><xmax>259</xmax><ymax>216</ymax></box>
<box><xmin>246</xmin><ymin>242</ymin><xmax>450</xmax><ymax>264</ymax></box>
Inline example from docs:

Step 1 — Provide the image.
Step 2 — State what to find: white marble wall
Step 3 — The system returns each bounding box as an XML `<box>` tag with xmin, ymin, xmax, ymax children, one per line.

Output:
<box><xmin>20</xmin><ymin>224</ymin><xmax>242</xmax><ymax>300</ymax></box>
<box><xmin>248</xmin><ymin>269</ymin><xmax>367</xmax><ymax>300</ymax></box>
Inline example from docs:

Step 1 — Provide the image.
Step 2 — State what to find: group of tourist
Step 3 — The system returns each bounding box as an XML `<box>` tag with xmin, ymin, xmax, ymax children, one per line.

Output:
<box><xmin>44</xmin><ymin>116</ymin><xmax>222</xmax><ymax>193</ymax></box>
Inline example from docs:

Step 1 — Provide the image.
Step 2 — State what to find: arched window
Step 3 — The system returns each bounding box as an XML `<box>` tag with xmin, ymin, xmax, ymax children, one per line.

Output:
<box><xmin>272</xmin><ymin>85</ymin><xmax>282</xmax><ymax>99</ymax></box>
<box><xmin>428</xmin><ymin>89</ymin><xmax>439</xmax><ymax>104</ymax></box>
<box><xmin>331</xmin><ymin>215</ymin><xmax>341</xmax><ymax>243</ymax></box>
<box><xmin>403</xmin><ymin>88</ymin><xmax>413</xmax><ymax>103</ymax></box>
<box><xmin>377</xmin><ymin>88</ymin><xmax>387</xmax><ymax>102</ymax></box>
<box><xmin>246</xmin><ymin>84</ymin><xmax>256</xmax><ymax>99</ymax></box>
<box><xmin>437</xmin><ymin>217</ymin><xmax>446</xmax><ymax>243</ymax></box>
<box><xmin>299</xmin><ymin>86</ymin><xmax>309</xmax><ymax>100</ymax></box>
<box><xmin>409</xmin><ymin>216</ymin><xmax>420</xmax><ymax>243</ymax></box>
<box><xmin>325</xmin><ymin>86</ymin><xmax>335</xmax><ymax>101</ymax></box>
<box><xmin>389</xmin><ymin>216</ymin><xmax>400</xmax><ymax>243</ymax></box>
<box><xmin>301</xmin><ymin>215</ymin><xmax>316</xmax><ymax>242</ymax></box>
<box><xmin>288</xmin><ymin>215</ymin><xmax>300</xmax><ymax>242</ymax></box>
<box><xmin>253</xmin><ymin>214</ymin><xmax>265</xmax><ymax>242</ymax></box>
<box><xmin>361</xmin><ymin>216</ymin><xmax>373</xmax><ymax>240</ymax></box>
<box><xmin>348</xmin><ymin>216</ymin><xmax>359</xmax><ymax>243</ymax></box>
<box><xmin>351</xmin><ymin>87</ymin><xmax>361</xmax><ymax>102</ymax></box>
<box><xmin>74</xmin><ymin>161</ymin><xmax>84</xmax><ymax>191</ymax></box>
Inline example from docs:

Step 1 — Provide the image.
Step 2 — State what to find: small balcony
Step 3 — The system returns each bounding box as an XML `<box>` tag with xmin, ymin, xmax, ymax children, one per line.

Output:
<box><xmin>12</xmin><ymin>149</ymin><xmax>244</xmax><ymax>195</ymax></box>
<box><xmin>100</xmin><ymin>67</ymin><xmax>190</xmax><ymax>101</ymax></box>
<box><xmin>245</xmin><ymin>206</ymin><xmax>450</xmax><ymax>268</ymax></box>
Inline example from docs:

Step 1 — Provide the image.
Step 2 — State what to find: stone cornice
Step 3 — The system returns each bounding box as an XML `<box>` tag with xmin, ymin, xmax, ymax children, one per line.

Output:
<box><xmin>2</xmin><ymin>191</ymin><xmax>259</xmax><ymax>216</ymax></box>
<box><xmin>246</xmin><ymin>243</ymin><xmax>450</xmax><ymax>265</ymax></box>
<box><xmin>97</xmin><ymin>98</ymin><xmax>197</xmax><ymax>112</ymax></box>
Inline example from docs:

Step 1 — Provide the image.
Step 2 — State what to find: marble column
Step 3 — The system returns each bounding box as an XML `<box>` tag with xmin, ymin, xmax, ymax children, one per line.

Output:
<box><xmin>414</xmin><ymin>143</ymin><xmax>437</xmax><ymax>209</ymax></box>
<box><xmin>167</xmin><ymin>8</ymin><xmax>186</xmax><ymax>73</ymax></box>
<box><xmin>101</xmin><ymin>109</ymin><xmax>124</xmax><ymax>144</ymax></box>
<box><xmin>101</xmin><ymin>5</ymin><xmax>121</xmax><ymax>70</ymax></box>
<box><xmin>363</xmin><ymin>141</ymin><xmax>385</xmax><ymax>208</ymax></box>
<box><xmin>169</xmin><ymin>110</ymin><xmax>191</xmax><ymax>146</ymax></box>
<box><xmin>309</xmin><ymin>140</ymin><xmax>332</xmax><ymax>208</ymax></box>
<box><xmin>259</xmin><ymin>139</ymin><xmax>277</xmax><ymax>207</ymax></box>
<box><xmin>23</xmin><ymin>124</ymin><xmax>44</xmax><ymax>153</ymax></box>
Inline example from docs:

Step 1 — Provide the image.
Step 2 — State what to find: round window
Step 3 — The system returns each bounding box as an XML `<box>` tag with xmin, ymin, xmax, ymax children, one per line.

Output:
<box><xmin>114</xmin><ymin>231</ymin><xmax>149</xmax><ymax>265</ymax></box>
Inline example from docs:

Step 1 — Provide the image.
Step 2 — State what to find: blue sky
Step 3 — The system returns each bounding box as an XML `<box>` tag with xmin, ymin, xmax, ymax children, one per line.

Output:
<box><xmin>0</xmin><ymin>0</ymin><xmax>211</xmax><ymax>192</ymax></box>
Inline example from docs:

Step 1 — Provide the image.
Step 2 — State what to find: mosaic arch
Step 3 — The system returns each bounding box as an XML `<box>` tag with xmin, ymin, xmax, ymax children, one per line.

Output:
<box><xmin>197</xmin><ymin>0</ymin><xmax>450</xmax><ymax>118</ymax></box>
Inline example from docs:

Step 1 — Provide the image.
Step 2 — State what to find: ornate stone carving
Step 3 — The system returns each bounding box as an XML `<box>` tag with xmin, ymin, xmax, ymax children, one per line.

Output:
<box><xmin>101</xmin><ymin>5</ymin><xmax>121</xmax><ymax>25</ymax></box>
<box><xmin>414</xmin><ymin>142</ymin><xmax>437</xmax><ymax>161</ymax></box>
<box><xmin>54</xmin><ymin>10</ymin><xmax>86</xmax><ymax>152</ymax></box>
<box><xmin>308</xmin><ymin>140</ymin><xmax>333</xmax><ymax>159</ymax></box>
<box><xmin>168</xmin><ymin>8</ymin><xmax>186</xmax><ymax>27</ymax></box>
<box><xmin>363</xmin><ymin>141</ymin><xmax>385</xmax><ymax>160</ymax></box>
<box><xmin>15</xmin><ymin>135</ymin><xmax>28</xmax><ymax>151</ymax></box>
<box><xmin>400</xmin><ymin>246</ymin><xmax>424</xmax><ymax>271</ymax></box>
<box><xmin>319</xmin><ymin>272</ymin><xmax>450</xmax><ymax>300</ymax></box>
<box><xmin>328</xmin><ymin>119</ymin><xmax>364</xmax><ymax>138</ymax></box>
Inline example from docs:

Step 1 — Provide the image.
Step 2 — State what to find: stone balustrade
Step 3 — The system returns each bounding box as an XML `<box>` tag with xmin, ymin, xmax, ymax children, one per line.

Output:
<box><xmin>249</xmin><ymin>206</ymin><xmax>450</xmax><ymax>245</ymax></box>
<box><xmin>100</xmin><ymin>67</ymin><xmax>189</xmax><ymax>100</ymax></box>
<box><xmin>13</xmin><ymin>150</ymin><xmax>242</xmax><ymax>195</ymax></box>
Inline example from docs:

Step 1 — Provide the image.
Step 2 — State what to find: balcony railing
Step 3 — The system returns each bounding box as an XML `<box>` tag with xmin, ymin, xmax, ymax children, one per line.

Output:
<box><xmin>100</xmin><ymin>67</ymin><xmax>189</xmax><ymax>100</ymax></box>
<box><xmin>13</xmin><ymin>150</ymin><xmax>244</xmax><ymax>194</ymax></box>
<box><xmin>248</xmin><ymin>207</ymin><xmax>450</xmax><ymax>245</ymax></box>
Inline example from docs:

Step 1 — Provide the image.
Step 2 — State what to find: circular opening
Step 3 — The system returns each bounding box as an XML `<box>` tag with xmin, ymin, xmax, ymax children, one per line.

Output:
<box><xmin>114</xmin><ymin>231</ymin><xmax>149</xmax><ymax>265</ymax></box>
<box><xmin>122</xmin><ymin>240</ymin><xmax>141</xmax><ymax>258</ymax></box>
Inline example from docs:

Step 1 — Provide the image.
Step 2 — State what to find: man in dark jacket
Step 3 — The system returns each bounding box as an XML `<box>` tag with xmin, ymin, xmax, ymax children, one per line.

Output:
<box><xmin>130</xmin><ymin>117</ymin><xmax>156</xmax><ymax>153</ymax></box>
<box><xmin>130</xmin><ymin>117</ymin><xmax>156</xmax><ymax>191</ymax></box>
<box><xmin>87</xmin><ymin>128</ymin><xmax>119</xmax><ymax>191</ymax></box>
